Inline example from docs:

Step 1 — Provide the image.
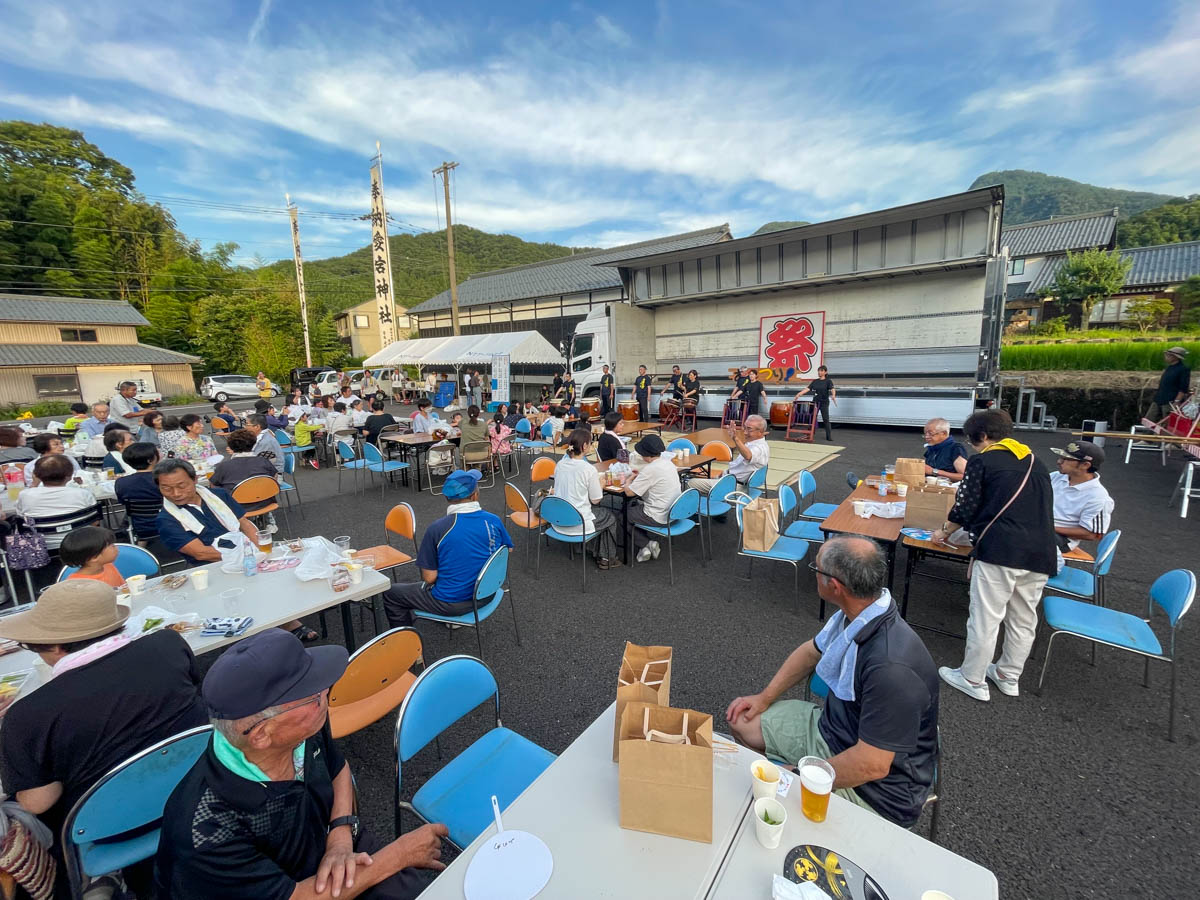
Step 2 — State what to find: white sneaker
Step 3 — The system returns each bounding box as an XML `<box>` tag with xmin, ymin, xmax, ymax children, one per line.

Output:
<box><xmin>986</xmin><ymin>663</ymin><xmax>1020</xmax><ymax>697</ymax></box>
<box><xmin>649</xmin><ymin>540</ymin><xmax>661</xmax><ymax>559</ymax></box>
<box><xmin>636</xmin><ymin>545</ymin><xmax>653</xmax><ymax>563</ymax></box>
<box><xmin>938</xmin><ymin>666</ymin><xmax>990</xmax><ymax>701</ymax></box>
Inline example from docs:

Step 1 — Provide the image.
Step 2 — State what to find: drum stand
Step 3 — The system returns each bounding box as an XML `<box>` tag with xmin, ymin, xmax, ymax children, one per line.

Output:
<box><xmin>721</xmin><ymin>399</ymin><xmax>747</xmax><ymax>428</ymax></box>
<box><xmin>660</xmin><ymin>400</ymin><xmax>682</xmax><ymax>430</ymax></box>
<box><xmin>786</xmin><ymin>401</ymin><xmax>816</xmax><ymax>442</ymax></box>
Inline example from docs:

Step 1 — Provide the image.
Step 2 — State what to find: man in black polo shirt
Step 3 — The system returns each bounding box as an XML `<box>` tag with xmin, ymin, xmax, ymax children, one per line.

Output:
<box><xmin>156</xmin><ymin>630</ymin><xmax>447</xmax><ymax>900</ymax></box>
<box><xmin>632</xmin><ymin>365</ymin><xmax>651</xmax><ymax>423</ymax></box>
<box><xmin>1145</xmin><ymin>346</ymin><xmax>1191</xmax><ymax>422</ymax></box>
<box><xmin>922</xmin><ymin>418</ymin><xmax>968</xmax><ymax>482</ymax></box>
<box><xmin>726</xmin><ymin>536</ymin><xmax>939</xmax><ymax>827</ymax></box>
<box><xmin>599</xmin><ymin>364</ymin><xmax>615</xmax><ymax>415</ymax></box>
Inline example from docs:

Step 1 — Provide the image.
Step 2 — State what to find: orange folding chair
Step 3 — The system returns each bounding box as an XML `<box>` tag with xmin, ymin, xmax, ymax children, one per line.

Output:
<box><xmin>328</xmin><ymin>627</ymin><xmax>423</xmax><ymax>738</ymax></box>
<box><xmin>505</xmin><ymin>482</ymin><xmax>543</xmax><ymax>564</ymax></box>
<box><xmin>231</xmin><ymin>475</ymin><xmax>289</xmax><ymax>534</ymax></box>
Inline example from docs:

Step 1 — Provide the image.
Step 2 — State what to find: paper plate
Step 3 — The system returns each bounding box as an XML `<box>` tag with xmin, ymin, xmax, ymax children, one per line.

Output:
<box><xmin>783</xmin><ymin>845</ymin><xmax>890</xmax><ymax>900</ymax></box>
<box><xmin>463</xmin><ymin>829</ymin><xmax>552</xmax><ymax>900</ymax></box>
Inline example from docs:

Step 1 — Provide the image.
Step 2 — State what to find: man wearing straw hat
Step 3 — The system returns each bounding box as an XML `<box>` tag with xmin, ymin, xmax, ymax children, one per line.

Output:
<box><xmin>1145</xmin><ymin>346</ymin><xmax>1192</xmax><ymax>423</ymax></box>
<box><xmin>0</xmin><ymin>581</ymin><xmax>206</xmax><ymax>891</ymax></box>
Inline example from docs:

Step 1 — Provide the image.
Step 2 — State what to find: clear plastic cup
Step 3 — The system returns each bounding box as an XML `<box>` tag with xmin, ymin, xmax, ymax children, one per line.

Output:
<box><xmin>798</xmin><ymin>756</ymin><xmax>835</xmax><ymax>822</ymax></box>
<box><xmin>753</xmin><ymin>797</ymin><xmax>787</xmax><ymax>849</ymax></box>
<box><xmin>334</xmin><ymin>535</ymin><xmax>351</xmax><ymax>553</ymax></box>
<box><xmin>220</xmin><ymin>588</ymin><xmax>244</xmax><ymax>613</ymax></box>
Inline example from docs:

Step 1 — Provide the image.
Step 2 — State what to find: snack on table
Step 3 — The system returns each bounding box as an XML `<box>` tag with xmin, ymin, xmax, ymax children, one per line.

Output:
<box><xmin>161</xmin><ymin>574</ymin><xmax>188</xmax><ymax>589</ymax></box>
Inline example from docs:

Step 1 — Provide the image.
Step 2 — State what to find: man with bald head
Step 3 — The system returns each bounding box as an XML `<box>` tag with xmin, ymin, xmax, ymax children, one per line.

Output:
<box><xmin>690</xmin><ymin>414</ymin><xmax>770</xmax><ymax>495</ymax></box>
<box><xmin>725</xmin><ymin>536</ymin><xmax>939</xmax><ymax>827</ymax></box>
<box><xmin>922</xmin><ymin>417</ymin><xmax>967</xmax><ymax>482</ymax></box>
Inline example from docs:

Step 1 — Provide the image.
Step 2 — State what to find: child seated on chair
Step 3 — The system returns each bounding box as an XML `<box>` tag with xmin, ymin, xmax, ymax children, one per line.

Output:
<box><xmin>292</xmin><ymin>412</ymin><xmax>324</xmax><ymax>469</ymax></box>
<box><xmin>60</xmin><ymin>525</ymin><xmax>125</xmax><ymax>588</ymax></box>
<box><xmin>427</xmin><ymin>413</ymin><xmax>462</xmax><ymax>474</ymax></box>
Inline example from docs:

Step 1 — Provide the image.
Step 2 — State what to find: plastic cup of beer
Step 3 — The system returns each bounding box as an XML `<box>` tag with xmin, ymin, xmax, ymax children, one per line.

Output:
<box><xmin>884</xmin><ymin>464</ymin><xmax>895</xmax><ymax>482</ymax></box>
<box><xmin>750</xmin><ymin>759</ymin><xmax>781</xmax><ymax>801</ymax></box>
<box><xmin>126</xmin><ymin>574</ymin><xmax>147</xmax><ymax>595</ymax></box>
<box><xmin>188</xmin><ymin>569</ymin><xmax>209</xmax><ymax>591</ymax></box>
<box><xmin>255</xmin><ymin>529</ymin><xmax>273</xmax><ymax>554</ymax></box>
<box><xmin>797</xmin><ymin>756</ymin><xmax>835</xmax><ymax>823</ymax></box>
<box><xmin>753</xmin><ymin>797</ymin><xmax>787</xmax><ymax>849</ymax></box>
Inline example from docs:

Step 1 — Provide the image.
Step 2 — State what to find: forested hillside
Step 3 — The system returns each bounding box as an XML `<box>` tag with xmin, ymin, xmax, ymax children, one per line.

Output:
<box><xmin>1116</xmin><ymin>195</ymin><xmax>1200</xmax><ymax>247</ymax></box>
<box><xmin>971</xmin><ymin>170</ymin><xmax>1178</xmax><ymax>225</ymax></box>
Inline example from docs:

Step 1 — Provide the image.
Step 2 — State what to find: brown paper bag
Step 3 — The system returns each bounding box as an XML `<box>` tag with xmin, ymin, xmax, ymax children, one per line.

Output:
<box><xmin>741</xmin><ymin>496</ymin><xmax>780</xmax><ymax>552</ymax></box>
<box><xmin>612</xmin><ymin>642</ymin><xmax>673</xmax><ymax>761</ymax></box>
<box><xmin>894</xmin><ymin>457</ymin><xmax>926</xmax><ymax>488</ymax></box>
<box><xmin>903</xmin><ymin>486</ymin><xmax>956</xmax><ymax>530</ymax></box>
<box><xmin>618</xmin><ymin>702</ymin><xmax>714</xmax><ymax>843</ymax></box>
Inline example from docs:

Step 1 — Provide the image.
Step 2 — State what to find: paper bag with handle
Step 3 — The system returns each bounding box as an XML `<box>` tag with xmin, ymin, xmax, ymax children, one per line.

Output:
<box><xmin>741</xmin><ymin>496</ymin><xmax>780</xmax><ymax>552</ymax></box>
<box><xmin>618</xmin><ymin>702</ymin><xmax>714</xmax><ymax>843</ymax></box>
<box><xmin>894</xmin><ymin>457</ymin><xmax>926</xmax><ymax>488</ymax></box>
<box><xmin>903</xmin><ymin>486</ymin><xmax>956</xmax><ymax>531</ymax></box>
<box><xmin>612</xmin><ymin>642</ymin><xmax>673</xmax><ymax>761</ymax></box>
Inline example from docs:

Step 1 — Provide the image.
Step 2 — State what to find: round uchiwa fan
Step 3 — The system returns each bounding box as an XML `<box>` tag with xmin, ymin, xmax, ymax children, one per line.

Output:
<box><xmin>463</xmin><ymin>796</ymin><xmax>553</xmax><ymax>900</ymax></box>
<box><xmin>783</xmin><ymin>844</ymin><xmax>890</xmax><ymax>900</ymax></box>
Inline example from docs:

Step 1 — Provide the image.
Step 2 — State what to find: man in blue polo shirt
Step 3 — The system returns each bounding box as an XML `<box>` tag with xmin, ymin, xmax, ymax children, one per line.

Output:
<box><xmin>725</xmin><ymin>536</ymin><xmax>939</xmax><ymax>827</ymax></box>
<box><xmin>382</xmin><ymin>469</ymin><xmax>514</xmax><ymax>626</ymax></box>
<box><xmin>922</xmin><ymin>417</ymin><xmax>968</xmax><ymax>482</ymax></box>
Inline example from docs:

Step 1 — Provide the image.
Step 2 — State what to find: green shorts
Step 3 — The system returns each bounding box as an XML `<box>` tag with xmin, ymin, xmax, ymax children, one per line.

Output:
<box><xmin>760</xmin><ymin>699</ymin><xmax>876</xmax><ymax>814</ymax></box>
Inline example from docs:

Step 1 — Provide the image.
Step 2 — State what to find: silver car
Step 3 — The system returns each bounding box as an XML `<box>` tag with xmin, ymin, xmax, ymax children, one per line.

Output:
<box><xmin>200</xmin><ymin>374</ymin><xmax>278</xmax><ymax>402</ymax></box>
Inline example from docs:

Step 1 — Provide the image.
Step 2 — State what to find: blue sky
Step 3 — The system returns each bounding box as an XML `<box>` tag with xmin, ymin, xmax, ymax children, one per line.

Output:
<box><xmin>0</xmin><ymin>0</ymin><xmax>1197</xmax><ymax>267</ymax></box>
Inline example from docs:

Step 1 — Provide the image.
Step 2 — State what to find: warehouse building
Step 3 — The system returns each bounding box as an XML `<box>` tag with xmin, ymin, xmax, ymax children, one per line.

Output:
<box><xmin>0</xmin><ymin>294</ymin><xmax>199</xmax><ymax>406</ymax></box>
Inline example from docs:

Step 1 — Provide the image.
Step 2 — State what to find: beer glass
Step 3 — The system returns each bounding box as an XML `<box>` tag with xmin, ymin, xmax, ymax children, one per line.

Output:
<box><xmin>255</xmin><ymin>529</ymin><xmax>273</xmax><ymax>554</ymax></box>
<box><xmin>797</xmin><ymin>756</ymin><xmax>835</xmax><ymax>823</ymax></box>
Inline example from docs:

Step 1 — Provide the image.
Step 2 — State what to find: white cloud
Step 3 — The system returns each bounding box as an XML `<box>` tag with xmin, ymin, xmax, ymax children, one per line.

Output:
<box><xmin>247</xmin><ymin>0</ymin><xmax>273</xmax><ymax>44</ymax></box>
<box><xmin>593</xmin><ymin>15</ymin><xmax>631</xmax><ymax>47</ymax></box>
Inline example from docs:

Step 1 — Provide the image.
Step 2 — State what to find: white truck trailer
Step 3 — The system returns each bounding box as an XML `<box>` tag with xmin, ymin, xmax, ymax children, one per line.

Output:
<box><xmin>567</xmin><ymin>187</ymin><xmax>1007</xmax><ymax>427</ymax></box>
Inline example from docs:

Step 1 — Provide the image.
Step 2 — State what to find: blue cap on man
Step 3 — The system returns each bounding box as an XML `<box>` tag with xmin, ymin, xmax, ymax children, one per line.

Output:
<box><xmin>442</xmin><ymin>468</ymin><xmax>483</xmax><ymax>501</ymax></box>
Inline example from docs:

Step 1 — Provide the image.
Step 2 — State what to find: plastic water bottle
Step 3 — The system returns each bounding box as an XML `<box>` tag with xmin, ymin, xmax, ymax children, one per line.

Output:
<box><xmin>878</xmin><ymin>470</ymin><xmax>887</xmax><ymax>497</ymax></box>
<box><xmin>242</xmin><ymin>537</ymin><xmax>258</xmax><ymax>578</ymax></box>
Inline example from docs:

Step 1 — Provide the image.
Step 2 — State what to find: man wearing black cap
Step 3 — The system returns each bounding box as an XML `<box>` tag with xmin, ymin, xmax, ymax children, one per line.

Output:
<box><xmin>381</xmin><ymin>469</ymin><xmax>513</xmax><ymax>627</ymax></box>
<box><xmin>156</xmin><ymin>630</ymin><xmax>447</xmax><ymax>899</ymax></box>
<box><xmin>619</xmin><ymin>434</ymin><xmax>682</xmax><ymax>563</ymax></box>
<box><xmin>1145</xmin><ymin>347</ymin><xmax>1191</xmax><ymax>422</ymax></box>
<box><xmin>1049</xmin><ymin>441</ymin><xmax>1114</xmax><ymax>570</ymax></box>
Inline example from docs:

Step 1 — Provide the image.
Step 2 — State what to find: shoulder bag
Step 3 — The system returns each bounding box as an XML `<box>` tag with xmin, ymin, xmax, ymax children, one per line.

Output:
<box><xmin>966</xmin><ymin>453</ymin><xmax>1035</xmax><ymax>578</ymax></box>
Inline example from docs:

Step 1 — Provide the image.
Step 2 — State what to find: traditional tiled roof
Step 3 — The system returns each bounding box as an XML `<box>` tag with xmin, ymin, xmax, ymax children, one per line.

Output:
<box><xmin>1001</xmin><ymin>209</ymin><xmax>1118</xmax><ymax>258</ymax></box>
<box><xmin>1029</xmin><ymin>240</ymin><xmax>1200</xmax><ymax>295</ymax></box>
<box><xmin>0</xmin><ymin>343</ymin><xmax>201</xmax><ymax>366</ymax></box>
<box><xmin>0</xmin><ymin>294</ymin><xmax>150</xmax><ymax>325</ymax></box>
<box><xmin>407</xmin><ymin>225</ymin><xmax>731</xmax><ymax>314</ymax></box>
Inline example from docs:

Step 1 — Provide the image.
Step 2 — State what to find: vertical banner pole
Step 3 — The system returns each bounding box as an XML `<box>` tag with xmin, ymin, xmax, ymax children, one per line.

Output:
<box><xmin>369</xmin><ymin>142</ymin><xmax>399</xmax><ymax>350</ymax></box>
<box><xmin>286</xmin><ymin>194</ymin><xmax>313</xmax><ymax>366</ymax></box>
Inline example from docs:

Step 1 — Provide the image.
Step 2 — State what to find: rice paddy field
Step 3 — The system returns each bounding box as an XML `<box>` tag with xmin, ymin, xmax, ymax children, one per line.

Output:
<box><xmin>999</xmin><ymin>340</ymin><xmax>1200</xmax><ymax>371</ymax></box>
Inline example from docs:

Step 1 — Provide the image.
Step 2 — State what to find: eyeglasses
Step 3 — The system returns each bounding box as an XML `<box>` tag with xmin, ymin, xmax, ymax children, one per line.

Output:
<box><xmin>807</xmin><ymin>562</ymin><xmax>837</xmax><ymax>581</ymax></box>
<box><xmin>241</xmin><ymin>691</ymin><xmax>325</xmax><ymax>735</ymax></box>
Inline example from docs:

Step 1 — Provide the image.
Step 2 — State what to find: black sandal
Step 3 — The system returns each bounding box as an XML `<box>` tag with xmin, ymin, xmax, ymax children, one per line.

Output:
<box><xmin>291</xmin><ymin>625</ymin><xmax>320</xmax><ymax>643</ymax></box>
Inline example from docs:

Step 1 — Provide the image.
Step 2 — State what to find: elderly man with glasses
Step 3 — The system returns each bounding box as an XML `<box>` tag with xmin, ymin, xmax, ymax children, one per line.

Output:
<box><xmin>725</xmin><ymin>536</ymin><xmax>939</xmax><ymax>828</ymax></box>
<box><xmin>156</xmin><ymin>630</ymin><xmax>448</xmax><ymax>900</ymax></box>
<box><xmin>689</xmin><ymin>414</ymin><xmax>771</xmax><ymax>495</ymax></box>
<box><xmin>922</xmin><ymin>418</ymin><xmax>968</xmax><ymax>483</ymax></box>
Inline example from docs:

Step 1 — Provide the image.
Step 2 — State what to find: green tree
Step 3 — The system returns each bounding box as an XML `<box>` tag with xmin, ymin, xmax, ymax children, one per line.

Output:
<box><xmin>1116</xmin><ymin>196</ymin><xmax>1200</xmax><ymax>247</ymax></box>
<box><xmin>72</xmin><ymin>202</ymin><xmax>116</xmax><ymax>298</ymax></box>
<box><xmin>1124</xmin><ymin>296</ymin><xmax>1174</xmax><ymax>333</ymax></box>
<box><xmin>1175</xmin><ymin>275</ymin><xmax>1200</xmax><ymax>325</ymax></box>
<box><xmin>1038</xmin><ymin>248</ymin><xmax>1133</xmax><ymax>332</ymax></box>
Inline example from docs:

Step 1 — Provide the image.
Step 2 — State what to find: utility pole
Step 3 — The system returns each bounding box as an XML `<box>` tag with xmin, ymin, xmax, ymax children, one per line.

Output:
<box><xmin>285</xmin><ymin>193</ymin><xmax>313</xmax><ymax>366</ymax></box>
<box><xmin>432</xmin><ymin>161</ymin><xmax>461</xmax><ymax>335</ymax></box>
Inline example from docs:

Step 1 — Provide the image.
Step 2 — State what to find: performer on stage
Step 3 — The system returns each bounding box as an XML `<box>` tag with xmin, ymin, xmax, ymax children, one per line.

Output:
<box><xmin>682</xmin><ymin>369</ymin><xmax>701</xmax><ymax>404</ymax></box>
<box><xmin>726</xmin><ymin>366</ymin><xmax>751</xmax><ymax>423</ymax></box>
<box><xmin>632</xmin><ymin>365</ymin><xmax>652</xmax><ymax>423</ymax></box>
<box><xmin>666</xmin><ymin>365</ymin><xmax>685</xmax><ymax>402</ymax></box>
<box><xmin>599</xmin><ymin>364</ymin><xmax>615</xmax><ymax>415</ymax></box>
<box><xmin>794</xmin><ymin>365</ymin><xmax>836</xmax><ymax>440</ymax></box>
<box><xmin>562</xmin><ymin>371</ymin><xmax>578</xmax><ymax>417</ymax></box>
<box><xmin>740</xmin><ymin>369</ymin><xmax>766</xmax><ymax>420</ymax></box>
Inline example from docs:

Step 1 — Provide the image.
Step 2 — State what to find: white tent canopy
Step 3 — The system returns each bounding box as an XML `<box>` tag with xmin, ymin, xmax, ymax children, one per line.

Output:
<box><xmin>365</xmin><ymin>330</ymin><xmax>562</xmax><ymax>367</ymax></box>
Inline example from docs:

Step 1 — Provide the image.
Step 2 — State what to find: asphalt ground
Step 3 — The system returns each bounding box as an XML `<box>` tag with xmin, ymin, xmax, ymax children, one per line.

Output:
<box><xmin>191</xmin><ymin>403</ymin><xmax>1198</xmax><ymax>899</ymax></box>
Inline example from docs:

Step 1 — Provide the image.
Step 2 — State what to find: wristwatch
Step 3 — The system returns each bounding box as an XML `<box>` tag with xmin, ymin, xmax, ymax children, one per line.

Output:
<box><xmin>329</xmin><ymin>815</ymin><xmax>360</xmax><ymax>840</ymax></box>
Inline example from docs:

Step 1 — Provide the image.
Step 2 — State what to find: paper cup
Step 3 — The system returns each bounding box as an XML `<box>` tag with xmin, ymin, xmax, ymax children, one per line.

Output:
<box><xmin>753</xmin><ymin>797</ymin><xmax>787</xmax><ymax>849</ymax></box>
<box><xmin>852</xmin><ymin>499</ymin><xmax>866</xmax><ymax>517</ymax></box>
<box><xmin>188</xmin><ymin>569</ymin><xmax>209</xmax><ymax>590</ymax></box>
<box><xmin>345</xmin><ymin>561</ymin><xmax>364</xmax><ymax>584</ymax></box>
<box><xmin>126</xmin><ymin>574</ymin><xmax>147</xmax><ymax>595</ymax></box>
<box><xmin>926</xmin><ymin>475</ymin><xmax>937</xmax><ymax>485</ymax></box>
<box><xmin>896</xmin><ymin>482</ymin><xmax>909</xmax><ymax>497</ymax></box>
<box><xmin>750</xmin><ymin>760</ymin><xmax>781</xmax><ymax>800</ymax></box>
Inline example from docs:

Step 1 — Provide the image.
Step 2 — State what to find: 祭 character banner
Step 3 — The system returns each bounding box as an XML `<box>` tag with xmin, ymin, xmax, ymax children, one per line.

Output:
<box><xmin>758</xmin><ymin>311</ymin><xmax>825</xmax><ymax>380</ymax></box>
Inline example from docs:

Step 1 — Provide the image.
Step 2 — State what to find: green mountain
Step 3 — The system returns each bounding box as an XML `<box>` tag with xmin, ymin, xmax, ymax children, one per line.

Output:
<box><xmin>753</xmin><ymin>220</ymin><xmax>810</xmax><ymax>235</ymax></box>
<box><xmin>1116</xmin><ymin>195</ymin><xmax>1200</xmax><ymax>247</ymax></box>
<box><xmin>269</xmin><ymin>226</ymin><xmax>581</xmax><ymax>316</ymax></box>
<box><xmin>970</xmin><ymin>170</ymin><xmax>1179</xmax><ymax>225</ymax></box>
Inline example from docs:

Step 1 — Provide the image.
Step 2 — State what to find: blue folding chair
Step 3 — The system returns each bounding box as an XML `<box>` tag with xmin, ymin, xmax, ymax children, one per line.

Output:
<box><xmin>779</xmin><ymin>483</ymin><xmax>825</xmax><ymax>543</ymax></box>
<box><xmin>273</xmin><ymin>428</ymin><xmax>307</xmax><ymax>458</ymax></box>
<box><xmin>363</xmin><ymin>442</ymin><xmax>411</xmax><ymax>499</ymax></box>
<box><xmin>1044</xmin><ymin>530</ymin><xmax>1121</xmax><ymax>605</ymax></box>
<box><xmin>536</xmin><ymin>496</ymin><xmax>599</xmax><ymax>591</ymax></box>
<box><xmin>632</xmin><ymin>489</ymin><xmax>703</xmax><ymax>585</ymax></box>
<box><xmin>335</xmin><ymin>440</ymin><xmax>367</xmax><ymax>493</ymax></box>
<box><xmin>57</xmin><ymin>543</ymin><xmax>160</xmax><ymax>582</ymax></box>
<box><xmin>62</xmin><ymin>726</ymin><xmax>212</xmax><ymax>899</ymax></box>
<box><xmin>729</xmin><ymin>492</ymin><xmax>813</xmax><ymax>615</ymax></box>
<box><xmin>1037</xmin><ymin>568</ymin><xmax>1195</xmax><ymax>741</ymax></box>
<box><xmin>512</xmin><ymin>419</ymin><xmax>552</xmax><ymax>456</ymax></box>
<box><xmin>667</xmin><ymin>438</ymin><xmax>697</xmax><ymax>455</ymax></box>
<box><xmin>393</xmin><ymin>655</ymin><xmax>555</xmax><ymax>849</ymax></box>
<box><xmin>696</xmin><ymin>472</ymin><xmax>737</xmax><ymax>559</ymax></box>
<box><xmin>277</xmin><ymin>451</ymin><xmax>305</xmax><ymax>518</ymax></box>
<box><xmin>796</xmin><ymin>470</ymin><xmax>838</xmax><ymax>520</ymax></box>
<box><xmin>411</xmin><ymin>546</ymin><xmax>519</xmax><ymax>660</ymax></box>
<box><xmin>745</xmin><ymin>466</ymin><xmax>767</xmax><ymax>500</ymax></box>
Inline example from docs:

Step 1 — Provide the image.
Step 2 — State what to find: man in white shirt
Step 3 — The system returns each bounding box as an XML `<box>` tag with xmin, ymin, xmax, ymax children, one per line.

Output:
<box><xmin>16</xmin><ymin>455</ymin><xmax>98</xmax><ymax>548</ymax></box>
<box><xmin>1049</xmin><ymin>441</ymin><xmax>1114</xmax><ymax>571</ymax></box>
<box><xmin>621</xmin><ymin>434</ymin><xmax>682</xmax><ymax>563</ymax></box>
<box><xmin>79</xmin><ymin>402</ymin><xmax>111</xmax><ymax>438</ymax></box>
<box><xmin>108</xmin><ymin>382</ymin><xmax>145</xmax><ymax>423</ymax></box>
<box><xmin>550</xmin><ymin>429</ymin><xmax>621</xmax><ymax>567</ymax></box>
<box><xmin>689</xmin><ymin>415</ymin><xmax>770</xmax><ymax>494</ymax></box>
<box><xmin>411</xmin><ymin>400</ymin><xmax>437</xmax><ymax>436</ymax></box>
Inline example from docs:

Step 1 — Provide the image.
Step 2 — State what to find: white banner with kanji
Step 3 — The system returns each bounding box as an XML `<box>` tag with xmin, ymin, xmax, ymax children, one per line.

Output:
<box><xmin>758</xmin><ymin>311</ymin><xmax>825</xmax><ymax>379</ymax></box>
<box><xmin>491</xmin><ymin>353</ymin><xmax>510</xmax><ymax>403</ymax></box>
<box><xmin>369</xmin><ymin>163</ymin><xmax>398</xmax><ymax>347</ymax></box>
